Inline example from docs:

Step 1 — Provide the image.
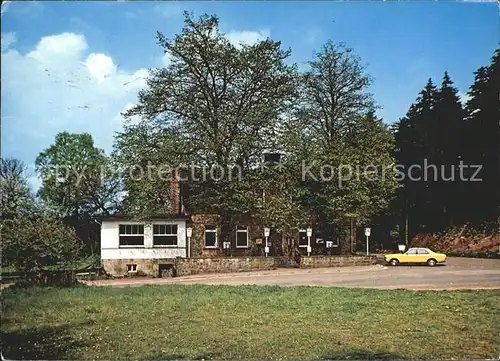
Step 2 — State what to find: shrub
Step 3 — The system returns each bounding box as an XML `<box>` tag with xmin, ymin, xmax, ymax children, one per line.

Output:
<box><xmin>1</xmin><ymin>216</ymin><xmax>82</xmax><ymax>286</ymax></box>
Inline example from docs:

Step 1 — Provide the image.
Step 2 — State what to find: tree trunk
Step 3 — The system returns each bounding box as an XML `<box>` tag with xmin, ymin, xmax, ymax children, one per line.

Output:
<box><xmin>350</xmin><ymin>216</ymin><xmax>356</xmax><ymax>254</ymax></box>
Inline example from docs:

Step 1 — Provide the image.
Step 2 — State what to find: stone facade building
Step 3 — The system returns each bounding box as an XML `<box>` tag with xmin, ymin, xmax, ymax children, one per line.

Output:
<box><xmin>100</xmin><ymin>164</ymin><xmax>344</xmax><ymax>277</ymax></box>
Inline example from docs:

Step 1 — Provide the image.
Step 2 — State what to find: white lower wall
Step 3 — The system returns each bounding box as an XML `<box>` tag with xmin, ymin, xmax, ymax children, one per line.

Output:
<box><xmin>101</xmin><ymin>219</ymin><xmax>187</xmax><ymax>260</ymax></box>
<box><xmin>101</xmin><ymin>248</ymin><xmax>186</xmax><ymax>259</ymax></box>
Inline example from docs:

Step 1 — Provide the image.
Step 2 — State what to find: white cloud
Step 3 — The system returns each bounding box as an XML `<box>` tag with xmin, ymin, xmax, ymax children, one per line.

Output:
<box><xmin>226</xmin><ymin>29</ymin><xmax>270</xmax><ymax>49</ymax></box>
<box><xmin>30</xmin><ymin>32</ymin><xmax>87</xmax><ymax>59</ymax></box>
<box><xmin>26</xmin><ymin>32</ymin><xmax>88</xmax><ymax>72</ymax></box>
<box><xmin>86</xmin><ymin>53</ymin><xmax>117</xmax><ymax>82</ymax></box>
<box><xmin>2</xmin><ymin>32</ymin><xmax>149</xmax><ymax>166</ymax></box>
<box><xmin>1</xmin><ymin>32</ymin><xmax>16</xmax><ymax>51</ymax></box>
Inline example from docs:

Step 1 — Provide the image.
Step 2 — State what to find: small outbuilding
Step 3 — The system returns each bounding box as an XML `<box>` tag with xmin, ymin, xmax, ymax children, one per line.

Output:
<box><xmin>99</xmin><ymin>214</ymin><xmax>189</xmax><ymax>277</ymax></box>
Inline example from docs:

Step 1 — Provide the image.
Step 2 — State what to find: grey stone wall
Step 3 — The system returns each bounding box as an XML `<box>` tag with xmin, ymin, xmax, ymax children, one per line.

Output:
<box><xmin>300</xmin><ymin>255</ymin><xmax>378</xmax><ymax>268</ymax></box>
<box><xmin>102</xmin><ymin>255</ymin><xmax>377</xmax><ymax>278</ymax></box>
<box><xmin>174</xmin><ymin>257</ymin><xmax>278</xmax><ymax>276</ymax></box>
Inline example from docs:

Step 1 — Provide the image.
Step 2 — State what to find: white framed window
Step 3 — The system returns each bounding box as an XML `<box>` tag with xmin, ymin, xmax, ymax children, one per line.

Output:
<box><xmin>127</xmin><ymin>264</ymin><xmax>137</xmax><ymax>273</ymax></box>
<box><xmin>298</xmin><ymin>229</ymin><xmax>308</xmax><ymax>247</ymax></box>
<box><xmin>236</xmin><ymin>226</ymin><xmax>248</xmax><ymax>248</ymax></box>
<box><xmin>204</xmin><ymin>225</ymin><xmax>217</xmax><ymax>248</ymax></box>
<box><xmin>119</xmin><ymin>224</ymin><xmax>145</xmax><ymax>247</ymax></box>
<box><xmin>153</xmin><ymin>224</ymin><xmax>178</xmax><ymax>246</ymax></box>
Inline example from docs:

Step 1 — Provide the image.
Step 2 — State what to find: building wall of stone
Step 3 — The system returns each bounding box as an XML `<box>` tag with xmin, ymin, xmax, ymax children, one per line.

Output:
<box><xmin>102</xmin><ymin>259</ymin><xmax>165</xmax><ymax>277</ymax></box>
<box><xmin>187</xmin><ymin>214</ymin><xmax>272</xmax><ymax>258</ymax></box>
<box><xmin>102</xmin><ymin>256</ymin><xmax>285</xmax><ymax>277</ymax></box>
<box><xmin>174</xmin><ymin>257</ymin><xmax>277</xmax><ymax>276</ymax></box>
<box><xmin>102</xmin><ymin>255</ymin><xmax>377</xmax><ymax>278</ymax></box>
<box><xmin>300</xmin><ymin>255</ymin><xmax>378</xmax><ymax>268</ymax></box>
<box><xmin>188</xmin><ymin>214</ymin><xmax>221</xmax><ymax>258</ymax></box>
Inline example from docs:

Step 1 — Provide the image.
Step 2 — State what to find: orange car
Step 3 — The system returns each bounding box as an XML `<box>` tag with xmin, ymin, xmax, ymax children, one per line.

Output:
<box><xmin>384</xmin><ymin>247</ymin><xmax>447</xmax><ymax>267</ymax></box>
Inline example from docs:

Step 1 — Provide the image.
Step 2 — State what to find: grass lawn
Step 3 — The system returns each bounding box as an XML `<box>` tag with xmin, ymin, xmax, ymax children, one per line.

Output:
<box><xmin>1</xmin><ymin>285</ymin><xmax>499</xmax><ymax>360</ymax></box>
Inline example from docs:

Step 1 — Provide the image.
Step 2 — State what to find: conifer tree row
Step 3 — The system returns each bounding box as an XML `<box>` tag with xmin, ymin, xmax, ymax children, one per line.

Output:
<box><xmin>394</xmin><ymin>49</ymin><xmax>499</xmax><ymax>238</ymax></box>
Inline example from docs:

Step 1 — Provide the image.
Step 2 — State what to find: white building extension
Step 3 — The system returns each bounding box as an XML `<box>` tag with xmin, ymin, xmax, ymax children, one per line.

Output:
<box><xmin>100</xmin><ymin>216</ymin><xmax>189</xmax><ymax>276</ymax></box>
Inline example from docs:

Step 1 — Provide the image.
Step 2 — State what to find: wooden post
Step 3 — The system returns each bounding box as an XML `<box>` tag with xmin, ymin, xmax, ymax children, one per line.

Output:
<box><xmin>405</xmin><ymin>210</ymin><xmax>409</xmax><ymax>247</ymax></box>
<box><xmin>350</xmin><ymin>216</ymin><xmax>355</xmax><ymax>254</ymax></box>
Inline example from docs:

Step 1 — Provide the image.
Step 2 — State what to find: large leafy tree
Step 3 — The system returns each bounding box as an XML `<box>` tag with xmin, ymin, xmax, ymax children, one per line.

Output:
<box><xmin>117</xmin><ymin>16</ymin><xmax>397</xmax><ymax>251</ymax></box>
<box><xmin>254</xmin><ymin>159</ymin><xmax>310</xmax><ymax>238</ymax></box>
<box><xmin>2</xmin><ymin>216</ymin><xmax>81</xmax><ymax>284</ymax></box>
<box><xmin>299</xmin><ymin>41</ymin><xmax>375</xmax><ymax>148</ymax></box>
<box><xmin>36</xmin><ymin>132</ymin><xmax>120</xmax><ymax>254</ymax></box>
<box><xmin>36</xmin><ymin>132</ymin><xmax>119</xmax><ymax>217</ymax></box>
<box><xmin>113</xmin><ymin>123</ymin><xmax>186</xmax><ymax>217</ymax></box>
<box><xmin>296</xmin><ymin>41</ymin><xmax>396</xmax><ymax>248</ymax></box>
<box><xmin>263</xmin><ymin>115</ymin><xmax>319</xmax><ymax>236</ymax></box>
<box><xmin>118</xmin><ymin>12</ymin><xmax>297</xmax><ymax>226</ymax></box>
<box><xmin>0</xmin><ymin>160</ymin><xmax>81</xmax><ymax>283</ymax></box>
<box><xmin>0</xmin><ymin>158</ymin><xmax>35</xmax><ymax>220</ymax></box>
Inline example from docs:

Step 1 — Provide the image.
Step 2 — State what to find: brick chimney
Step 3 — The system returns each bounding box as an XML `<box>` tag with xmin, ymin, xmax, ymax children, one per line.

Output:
<box><xmin>169</xmin><ymin>170</ymin><xmax>181</xmax><ymax>214</ymax></box>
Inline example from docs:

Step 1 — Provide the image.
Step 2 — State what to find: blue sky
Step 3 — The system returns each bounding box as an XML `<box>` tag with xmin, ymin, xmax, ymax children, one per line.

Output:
<box><xmin>1</xmin><ymin>1</ymin><xmax>498</xmax><ymax>188</ymax></box>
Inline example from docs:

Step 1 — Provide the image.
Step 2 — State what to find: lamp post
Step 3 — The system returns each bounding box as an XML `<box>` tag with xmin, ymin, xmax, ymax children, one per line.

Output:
<box><xmin>264</xmin><ymin>227</ymin><xmax>270</xmax><ymax>257</ymax></box>
<box><xmin>186</xmin><ymin>227</ymin><xmax>193</xmax><ymax>258</ymax></box>
<box><xmin>306</xmin><ymin>227</ymin><xmax>312</xmax><ymax>256</ymax></box>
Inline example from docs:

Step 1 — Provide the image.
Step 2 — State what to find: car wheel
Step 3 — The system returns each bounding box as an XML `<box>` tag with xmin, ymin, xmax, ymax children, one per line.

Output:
<box><xmin>427</xmin><ymin>259</ymin><xmax>437</xmax><ymax>267</ymax></box>
<box><xmin>389</xmin><ymin>259</ymin><xmax>399</xmax><ymax>266</ymax></box>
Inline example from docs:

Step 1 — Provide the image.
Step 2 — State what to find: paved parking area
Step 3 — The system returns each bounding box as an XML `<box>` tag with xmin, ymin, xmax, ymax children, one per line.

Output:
<box><xmin>86</xmin><ymin>257</ymin><xmax>500</xmax><ymax>290</ymax></box>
